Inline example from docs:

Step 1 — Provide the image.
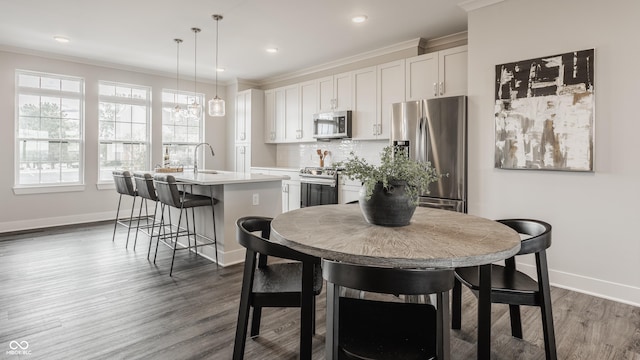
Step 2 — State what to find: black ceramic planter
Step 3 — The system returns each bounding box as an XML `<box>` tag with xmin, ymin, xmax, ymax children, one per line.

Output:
<box><xmin>359</xmin><ymin>181</ymin><xmax>417</xmax><ymax>227</ymax></box>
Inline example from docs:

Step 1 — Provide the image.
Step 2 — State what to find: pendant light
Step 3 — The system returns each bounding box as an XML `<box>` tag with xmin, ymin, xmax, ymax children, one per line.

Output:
<box><xmin>188</xmin><ymin>27</ymin><xmax>202</xmax><ymax>118</ymax></box>
<box><xmin>172</xmin><ymin>38</ymin><xmax>184</xmax><ymax>122</ymax></box>
<box><xmin>208</xmin><ymin>14</ymin><xmax>225</xmax><ymax>117</ymax></box>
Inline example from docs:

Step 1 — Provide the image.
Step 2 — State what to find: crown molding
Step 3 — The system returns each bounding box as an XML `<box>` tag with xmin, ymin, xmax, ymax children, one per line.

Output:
<box><xmin>458</xmin><ymin>0</ymin><xmax>505</xmax><ymax>12</ymax></box>
<box><xmin>256</xmin><ymin>38</ymin><xmax>425</xmax><ymax>87</ymax></box>
<box><xmin>424</xmin><ymin>31</ymin><xmax>468</xmax><ymax>51</ymax></box>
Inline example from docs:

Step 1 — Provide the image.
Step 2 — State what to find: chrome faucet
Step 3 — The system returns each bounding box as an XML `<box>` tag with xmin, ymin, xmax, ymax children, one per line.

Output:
<box><xmin>194</xmin><ymin>142</ymin><xmax>215</xmax><ymax>173</ymax></box>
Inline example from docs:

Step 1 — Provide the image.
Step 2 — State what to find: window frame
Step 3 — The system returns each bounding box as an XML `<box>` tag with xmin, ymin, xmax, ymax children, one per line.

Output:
<box><xmin>161</xmin><ymin>89</ymin><xmax>205</xmax><ymax>170</ymax></box>
<box><xmin>13</xmin><ymin>70</ymin><xmax>85</xmax><ymax>194</ymax></box>
<box><xmin>97</xmin><ymin>81</ymin><xmax>152</xmax><ymax>183</ymax></box>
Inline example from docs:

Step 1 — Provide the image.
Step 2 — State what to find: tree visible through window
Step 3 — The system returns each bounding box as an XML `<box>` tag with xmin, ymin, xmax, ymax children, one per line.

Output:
<box><xmin>16</xmin><ymin>71</ymin><xmax>83</xmax><ymax>186</ymax></box>
<box><xmin>98</xmin><ymin>82</ymin><xmax>151</xmax><ymax>181</ymax></box>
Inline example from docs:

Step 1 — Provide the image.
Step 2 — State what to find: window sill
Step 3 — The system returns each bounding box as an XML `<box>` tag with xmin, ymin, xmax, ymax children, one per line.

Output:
<box><xmin>96</xmin><ymin>182</ymin><xmax>115</xmax><ymax>190</ymax></box>
<box><xmin>13</xmin><ymin>184</ymin><xmax>86</xmax><ymax>195</ymax></box>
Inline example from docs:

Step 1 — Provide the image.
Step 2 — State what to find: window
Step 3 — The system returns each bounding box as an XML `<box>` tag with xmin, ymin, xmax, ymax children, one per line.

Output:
<box><xmin>98</xmin><ymin>82</ymin><xmax>151</xmax><ymax>181</ymax></box>
<box><xmin>162</xmin><ymin>90</ymin><xmax>204</xmax><ymax>168</ymax></box>
<box><xmin>15</xmin><ymin>70</ymin><xmax>84</xmax><ymax>187</ymax></box>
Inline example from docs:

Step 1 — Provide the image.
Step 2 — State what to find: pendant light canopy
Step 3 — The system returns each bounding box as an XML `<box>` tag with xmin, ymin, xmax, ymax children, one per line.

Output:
<box><xmin>188</xmin><ymin>27</ymin><xmax>202</xmax><ymax>118</ymax></box>
<box><xmin>172</xmin><ymin>38</ymin><xmax>184</xmax><ymax>121</ymax></box>
<box><xmin>208</xmin><ymin>14</ymin><xmax>225</xmax><ymax>117</ymax></box>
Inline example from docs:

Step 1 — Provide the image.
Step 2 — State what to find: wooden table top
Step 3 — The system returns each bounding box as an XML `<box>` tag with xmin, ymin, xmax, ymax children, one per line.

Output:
<box><xmin>270</xmin><ymin>204</ymin><xmax>521</xmax><ymax>268</ymax></box>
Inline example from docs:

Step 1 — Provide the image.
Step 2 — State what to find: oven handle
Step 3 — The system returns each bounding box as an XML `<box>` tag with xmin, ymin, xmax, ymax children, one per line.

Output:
<box><xmin>300</xmin><ymin>178</ymin><xmax>337</xmax><ymax>187</ymax></box>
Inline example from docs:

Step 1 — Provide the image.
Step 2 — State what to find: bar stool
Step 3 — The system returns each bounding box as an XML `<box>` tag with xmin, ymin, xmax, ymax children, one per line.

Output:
<box><xmin>112</xmin><ymin>170</ymin><xmax>138</xmax><ymax>247</ymax></box>
<box><xmin>132</xmin><ymin>172</ymin><xmax>161</xmax><ymax>255</ymax></box>
<box><xmin>153</xmin><ymin>174</ymin><xmax>219</xmax><ymax>276</ymax></box>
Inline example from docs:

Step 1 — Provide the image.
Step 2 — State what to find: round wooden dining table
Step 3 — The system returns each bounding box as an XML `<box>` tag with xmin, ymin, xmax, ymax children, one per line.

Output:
<box><xmin>270</xmin><ymin>204</ymin><xmax>522</xmax><ymax>360</ymax></box>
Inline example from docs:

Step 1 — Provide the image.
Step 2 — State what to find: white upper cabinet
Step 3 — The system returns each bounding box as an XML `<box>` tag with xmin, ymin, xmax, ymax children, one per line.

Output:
<box><xmin>376</xmin><ymin>59</ymin><xmax>405</xmax><ymax>140</ymax></box>
<box><xmin>264</xmin><ymin>89</ymin><xmax>277</xmax><ymax>143</ymax></box>
<box><xmin>235</xmin><ymin>91</ymin><xmax>250</xmax><ymax>143</ymax></box>
<box><xmin>318</xmin><ymin>71</ymin><xmax>352</xmax><ymax>112</ymax></box>
<box><xmin>299</xmin><ymin>79</ymin><xmax>318</xmax><ymax>142</ymax></box>
<box><xmin>234</xmin><ymin>89</ymin><xmax>274</xmax><ymax>172</ymax></box>
<box><xmin>406</xmin><ymin>45</ymin><xmax>467</xmax><ymax>100</ymax></box>
<box><xmin>283</xmin><ymin>84</ymin><xmax>300</xmax><ymax>143</ymax></box>
<box><xmin>351</xmin><ymin>66</ymin><xmax>378</xmax><ymax>140</ymax></box>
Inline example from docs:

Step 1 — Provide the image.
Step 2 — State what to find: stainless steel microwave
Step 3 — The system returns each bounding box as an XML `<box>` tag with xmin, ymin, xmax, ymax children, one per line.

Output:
<box><xmin>313</xmin><ymin>111</ymin><xmax>352</xmax><ymax>139</ymax></box>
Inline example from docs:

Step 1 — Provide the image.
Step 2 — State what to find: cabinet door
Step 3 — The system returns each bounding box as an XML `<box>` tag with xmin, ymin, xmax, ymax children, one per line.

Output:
<box><xmin>284</xmin><ymin>85</ymin><xmax>300</xmax><ymax>142</ymax></box>
<box><xmin>439</xmin><ymin>45</ymin><xmax>468</xmax><ymax>97</ymax></box>
<box><xmin>334</xmin><ymin>72</ymin><xmax>352</xmax><ymax>111</ymax></box>
<box><xmin>377</xmin><ymin>60</ymin><xmax>405</xmax><ymax>140</ymax></box>
<box><xmin>299</xmin><ymin>80</ymin><xmax>318</xmax><ymax>142</ymax></box>
<box><xmin>235</xmin><ymin>92</ymin><xmax>246</xmax><ymax>143</ymax></box>
<box><xmin>264</xmin><ymin>90</ymin><xmax>277</xmax><ymax>143</ymax></box>
<box><xmin>318</xmin><ymin>76</ymin><xmax>334</xmax><ymax>112</ymax></box>
<box><xmin>351</xmin><ymin>66</ymin><xmax>377</xmax><ymax>140</ymax></box>
<box><xmin>274</xmin><ymin>88</ymin><xmax>286</xmax><ymax>142</ymax></box>
<box><xmin>287</xmin><ymin>180</ymin><xmax>301</xmax><ymax>212</ymax></box>
<box><xmin>234</xmin><ymin>145</ymin><xmax>249</xmax><ymax>173</ymax></box>
<box><xmin>406</xmin><ymin>52</ymin><xmax>439</xmax><ymax>100</ymax></box>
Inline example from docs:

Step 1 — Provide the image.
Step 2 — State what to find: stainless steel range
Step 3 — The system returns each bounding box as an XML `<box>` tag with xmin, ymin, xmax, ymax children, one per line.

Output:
<box><xmin>299</xmin><ymin>167</ymin><xmax>339</xmax><ymax>207</ymax></box>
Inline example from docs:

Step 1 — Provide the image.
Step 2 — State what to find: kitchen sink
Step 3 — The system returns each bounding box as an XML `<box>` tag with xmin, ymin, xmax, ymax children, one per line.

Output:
<box><xmin>197</xmin><ymin>169</ymin><xmax>218</xmax><ymax>174</ymax></box>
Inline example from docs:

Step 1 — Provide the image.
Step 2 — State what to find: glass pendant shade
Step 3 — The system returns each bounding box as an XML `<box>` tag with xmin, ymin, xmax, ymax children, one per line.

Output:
<box><xmin>188</xmin><ymin>101</ymin><xmax>202</xmax><ymax>117</ymax></box>
<box><xmin>171</xmin><ymin>104</ymin><xmax>183</xmax><ymax>121</ymax></box>
<box><xmin>208</xmin><ymin>96</ymin><xmax>225</xmax><ymax>117</ymax></box>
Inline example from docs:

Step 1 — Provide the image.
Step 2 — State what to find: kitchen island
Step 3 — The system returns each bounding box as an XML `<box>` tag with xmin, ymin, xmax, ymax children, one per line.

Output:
<box><xmin>165</xmin><ymin>170</ymin><xmax>287</xmax><ymax>266</ymax></box>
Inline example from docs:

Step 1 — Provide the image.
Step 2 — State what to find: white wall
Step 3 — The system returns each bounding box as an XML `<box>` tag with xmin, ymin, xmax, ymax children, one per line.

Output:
<box><xmin>467</xmin><ymin>0</ymin><xmax>640</xmax><ymax>306</ymax></box>
<box><xmin>0</xmin><ymin>50</ymin><xmax>228</xmax><ymax>232</ymax></box>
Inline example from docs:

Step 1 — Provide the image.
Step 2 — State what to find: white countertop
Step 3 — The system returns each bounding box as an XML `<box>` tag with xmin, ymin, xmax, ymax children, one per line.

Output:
<box><xmin>169</xmin><ymin>170</ymin><xmax>289</xmax><ymax>186</ymax></box>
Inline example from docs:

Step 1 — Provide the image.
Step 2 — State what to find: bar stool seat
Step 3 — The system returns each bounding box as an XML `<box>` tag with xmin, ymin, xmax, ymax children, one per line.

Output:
<box><xmin>153</xmin><ymin>174</ymin><xmax>219</xmax><ymax>276</ymax></box>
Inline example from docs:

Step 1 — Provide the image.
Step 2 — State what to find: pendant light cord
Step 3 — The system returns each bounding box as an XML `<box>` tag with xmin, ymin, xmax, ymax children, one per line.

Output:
<box><xmin>192</xmin><ymin>28</ymin><xmax>199</xmax><ymax>102</ymax></box>
<box><xmin>215</xmin><ymin>17</ymin><xmax>219</xmax><ymax>98</ymax></box>
<box><xmin>174</xmin><ymin>38</ymin><xmax>183</xmax><ymax>107</ymax></box>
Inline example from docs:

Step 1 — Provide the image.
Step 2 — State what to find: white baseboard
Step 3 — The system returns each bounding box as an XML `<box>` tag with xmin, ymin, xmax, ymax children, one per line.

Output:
<box><xmin>518</xmin><ymin>262</ymin><xmax>640</xmax><ymax>308</ymax></box>
<box><xmin>0</xmin><ymin>210</ymin><xmax>120</xmax><ymax>233</ymax></box>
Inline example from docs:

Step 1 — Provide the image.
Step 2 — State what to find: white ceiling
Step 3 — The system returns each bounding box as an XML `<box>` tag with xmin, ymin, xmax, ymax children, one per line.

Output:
<box><xmin>0</xmin><ymin>0</ymin><xmax>468</xmax><ymax>84</ymax></box>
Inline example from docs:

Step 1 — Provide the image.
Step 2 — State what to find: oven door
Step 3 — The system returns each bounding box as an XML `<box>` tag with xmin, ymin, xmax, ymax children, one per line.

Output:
<box><xmin>300</xmin><ymin>177</ymin><xmax>339</xmax><ymax>207</ymax></box>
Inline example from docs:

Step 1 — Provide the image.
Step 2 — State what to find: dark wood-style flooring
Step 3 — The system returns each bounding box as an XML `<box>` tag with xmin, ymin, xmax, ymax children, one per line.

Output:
<box><xmin>1</xmin><ymin>222</ymin><xmax>639</xmax><ymax>359</ymax></box>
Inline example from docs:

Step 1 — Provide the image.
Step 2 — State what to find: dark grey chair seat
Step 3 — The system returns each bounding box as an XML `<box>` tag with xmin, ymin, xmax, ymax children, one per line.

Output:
<box><xmin>252</xmin><ymin>262</ymin><xmax>323</xmax><ymax>303</ymax></box>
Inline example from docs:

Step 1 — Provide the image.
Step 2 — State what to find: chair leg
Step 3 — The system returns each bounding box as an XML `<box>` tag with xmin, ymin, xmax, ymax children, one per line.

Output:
<box><xmin>477</xmin><ymin>264</ymin><xmax>492</xmax><ymax>360</ymax></box>
<box><xmin>452</xmin><ymin>277</ymin><xmax>462</xmax><ymax>330</ymax></box>
<box><xmin>191</xmin><ymin>207</ymin><xmax>198</xmax><ymax>256</ymax></box>
<box><xmin>250</xmin><ymin>307</ymin><xmax>262</xmax><ymax>338</ymax></box>
<box><xmin>233</xmin><ymin>250</ymin><xmax>257</xmax><ymax>360</ymax></box>
<box><xmin>112</xmin><ymin>194</ymin><xmax>123</xmax><ymax>242</ymax></box>
<box><xmin>325</xmin><ymin>281</ymin><xmax>340</xmax><ymax>360</ymax></box>
<box><xmin>536</xmin><ymin>251</ymin><xmax>557</xmax><ymax>360</ymax></box>
<box><xmin>298</xmin><ymin>262</ymin><xmax>314</xmax><ymax>360</ymax></box>
<box><xmin>509</xmin><ymin>304</ymin><xmax>523</xmax><ymax>338</ymax></box>
<box><xmin>133</xmin><ymin>198</ymin><xmax>146</xmax><ymax>250</ymax></box>
<box><xmin>153</xmin><ymin>204</ymin><xmax>166</xmax><ymax>263</ymax></box>
<box><xmin>437</xmin><ymin>290</ymin><xmax>451</xmax><ymax>360</ymax></box>
<box><xmin>147</xmin><ymin>202</ymin><xmax>158</xmax><ymax>259</ymax></box>
<box><xmin>169</xmin><ymin>207</ymin><xmax>184</xmax><ymax>277</ymax></box>
<box><xmin>210</xmin><ymin>197</ymin><xmax>219</xmax><ymax>268</ymax></box>
<box><xmin>125</xmin><ymin>197</ymin><xmax>137</xmax><ymax>249</ymax></box>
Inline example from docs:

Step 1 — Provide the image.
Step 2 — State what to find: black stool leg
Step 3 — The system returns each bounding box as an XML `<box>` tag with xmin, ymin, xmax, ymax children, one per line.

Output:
<box><xmin>125</xmin><ymin>197</ymin><xmax>137</xmax><ymax>249</ymax></box>
<box><xmin>299</xmin><ymin>262</ymin><xmax>314</xmax><ymax>360</ymax></box>
<box><xmin>133</xmin><ymin>198</ymin><xmax>146</xmax><ymax>250</ymax></box>
<box><xmin>169</xmin><ymin>206</ymin><xmax>185</xmax><ymax>277</ymax></box>
<box><xmin>112</xmin><ymin>194</ymin><xmax>123</xmax><ymax>242</ymax></box>
<box><xmin>250</xmin><ymin>307</ymin><xmax>262</xmax><ymax>337</ymax></box>
<box><xmin>537</xmin><ymin>250</ymin><xmax>557</xmax><ymax>360</ymax></box>
<box><xmin>233</xmin><ymin>250</ymin><xmax>257</xmax><ymax>360</ymax></box>
<box><xmin>452</xmin><ymin>277</ymin><xmax>462</xmax><ymax>329</ymax></box>
<box><xmin>146</xmin><ymin>201</ymin><xmax>158</xmax><ymax>259</ymax></box>
<box><xmin>509</xmin><ymin>305</ymin><xmax>523</xmax><ymax>338</ymax></box>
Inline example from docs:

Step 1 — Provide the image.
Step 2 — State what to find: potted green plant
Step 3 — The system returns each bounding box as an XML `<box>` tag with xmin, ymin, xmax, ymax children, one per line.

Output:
<box><xmin>337</xmin><ymin>145</ymin><xmax>443</xmax><ymax>226</ymax></box>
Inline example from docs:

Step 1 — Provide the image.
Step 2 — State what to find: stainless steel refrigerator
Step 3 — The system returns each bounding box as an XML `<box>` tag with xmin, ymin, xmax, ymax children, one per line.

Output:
<box><xmin>390</xmin><ymin>96</ymin><xmax>467</xmax><ymax>212</ymax></box>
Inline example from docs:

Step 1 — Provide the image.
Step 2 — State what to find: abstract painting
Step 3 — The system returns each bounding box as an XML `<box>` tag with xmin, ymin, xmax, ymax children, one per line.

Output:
<box><xmin>494</xmin><ymin>49</ymin><xmax>594</xmax><ymax>171</ymax></box>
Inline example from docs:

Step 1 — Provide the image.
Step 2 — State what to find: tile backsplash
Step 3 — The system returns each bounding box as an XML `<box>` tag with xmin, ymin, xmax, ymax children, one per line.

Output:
<box><xmin>276</xmin><ymin>139</ymin><xmax>388</xmax><ymax>169</ymax></box>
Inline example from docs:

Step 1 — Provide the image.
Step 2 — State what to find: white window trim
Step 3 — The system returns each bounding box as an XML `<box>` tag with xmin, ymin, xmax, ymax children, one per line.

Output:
<box><xmin>98</xmin><ymin>81</ymin><xmax>152</xmax><ymax>183</ymax></box>
<box><xmin>14</xmin><ymin>70</ymin><xmax>85</xmax><ymax>188</ymax></box>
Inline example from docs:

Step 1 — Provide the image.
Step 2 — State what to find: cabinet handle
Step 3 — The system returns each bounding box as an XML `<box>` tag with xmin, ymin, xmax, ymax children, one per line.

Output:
<box><xmin>433</xmin><ymin>83</ymin><xmax>438</xmax><ymax>97</ymax></box>
<box><xmin>439</xmin><ymin>82</ymin><xmax>444</xmax><ymax>96</ymax></box>
<box><xmin>372</xmin><ymin>123</ymin><xmax>377</xmax><ymax>136</ymax></box>
<box><xmin>377</xmin><ymin>123</ymin><xmax>382</xmax><ymax>135</ymax></box>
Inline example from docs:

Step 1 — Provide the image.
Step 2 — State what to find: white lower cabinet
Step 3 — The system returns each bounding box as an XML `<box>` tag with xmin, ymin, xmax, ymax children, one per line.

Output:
<box><xmin>282</xmin><ymin>180</ymin><xmax>301</xmax><ymax>212</ymax></box>
<box><xmin>339</xmin><ymin>176</ymin><xmax>361</xmax><ymax>204</ymax></box>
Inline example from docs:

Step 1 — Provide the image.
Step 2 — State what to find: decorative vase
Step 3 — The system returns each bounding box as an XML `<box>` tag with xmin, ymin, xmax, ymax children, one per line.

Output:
<box><xmin>359</xmin><ymin>181</ymin><xmax>417</xmax><ymax>227</ymax></box>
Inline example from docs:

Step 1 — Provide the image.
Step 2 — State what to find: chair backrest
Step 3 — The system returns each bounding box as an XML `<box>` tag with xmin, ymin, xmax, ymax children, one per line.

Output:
<box><xmin>153</xmin><ymin>174</ymin><xmax>181</xmax><ymax>208</ymax></box>
<box><xmin>322</xmin><ymin>259</ymin><xmax>454</xmax><ymax>296</ymax></box>
<box><xmin>113</xmin><ymin>170</ymin><xmax>135</xmax><ymax>196</ymax></box>
<box><xmin>497</xmin><ymin>219</ymin><xmax>552</xmax><ymax>255</ymax></box>
<box><xmin>236</xmin><ymin>216</ymin><xmax>320</xmax><ymax>264</ymax></box>
<box><xmin>133</xmin><ymin>172</ymin><xmax>157</xmax><ymax>201</ymax></box>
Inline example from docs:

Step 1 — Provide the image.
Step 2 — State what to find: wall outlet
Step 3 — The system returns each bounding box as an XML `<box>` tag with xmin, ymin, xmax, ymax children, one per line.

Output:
<box><xmin>252</xmin><ymin>193</ymin><xmax>259</xmax><ymax>206</ymax></box>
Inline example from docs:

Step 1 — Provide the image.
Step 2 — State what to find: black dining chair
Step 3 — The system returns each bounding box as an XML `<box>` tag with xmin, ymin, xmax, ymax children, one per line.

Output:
<box><xmin>452</xmin><ymin>219</ymin><xmax>556</xmax><ymax>360</ymax></box>
<box><xmin>233</xmin><ymin>216</ymin><xmax>323</xmax><ymax>360</ymax></box>
<box><xmin>322</xmin><ymin>259</ymin><xmax>455</xmax><ymax>360</ymax></box>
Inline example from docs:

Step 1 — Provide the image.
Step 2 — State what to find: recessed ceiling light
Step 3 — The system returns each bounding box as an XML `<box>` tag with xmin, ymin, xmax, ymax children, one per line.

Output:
<box><xmin>266</xmin><ymin>48</ymin><xmax>278</xmax><ymax>54</ymax></box>
<box><xmin>352</xmin><ymin>15</ymin><xmax>368</xmax><ymax>23</ymax></box>
<box><xmin>53</xmin><ymin>36</ymin><xmax>69</xmax><ymax>43</ymax></box>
